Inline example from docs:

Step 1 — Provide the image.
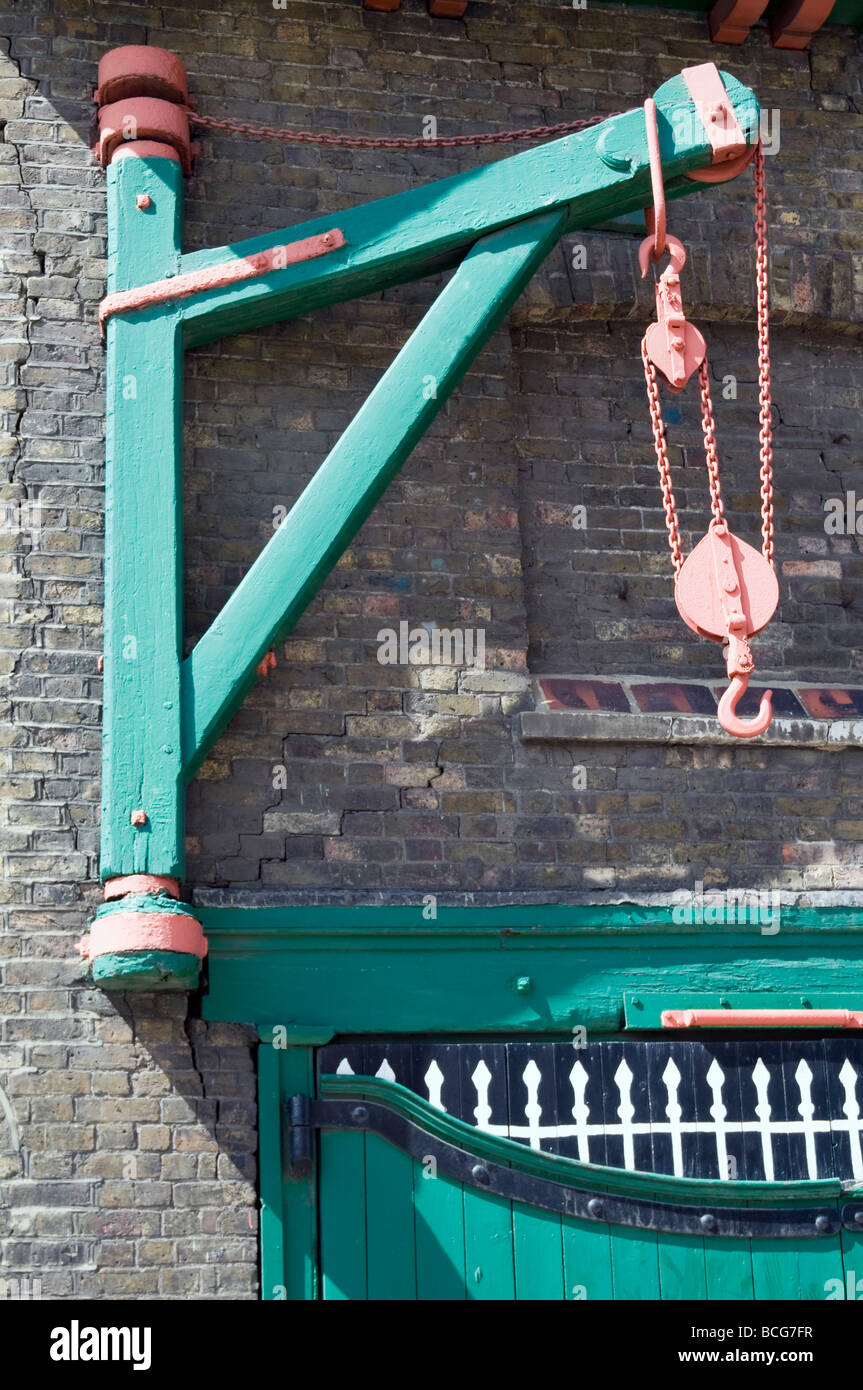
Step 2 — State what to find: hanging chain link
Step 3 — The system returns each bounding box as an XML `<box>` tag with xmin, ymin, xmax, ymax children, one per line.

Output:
<box><xmin>753</xmin><ymin>142</ymin><xmax>774</xmax><ymax>567</ymax></box>
<box><xmin>644</xmin><ymin>141</ymin><xmax>774</xmax><ymax>573</ymax></box>
<box><xmin>185</xmin><ymin>107</ymin><xmax>624</xmax><ymax>150</ymax></box>
<box><xmin>697</xmin><ymin>359</ymin><xmax>725</xmax><ymax>528</ymax></box>
<box><xmin>642</xmin><ymin>339</ymin><xmax>683</xmax><ymax>576</ymax></box>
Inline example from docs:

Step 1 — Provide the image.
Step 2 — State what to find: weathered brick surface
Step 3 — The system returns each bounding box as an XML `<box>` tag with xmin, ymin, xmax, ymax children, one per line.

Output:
<box><xmin>0</xmin><ymin>0</ymin><xmax>861</xmax><ymax>1298</ymax></box>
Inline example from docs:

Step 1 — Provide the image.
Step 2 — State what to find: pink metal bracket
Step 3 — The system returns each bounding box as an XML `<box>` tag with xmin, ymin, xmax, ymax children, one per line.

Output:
<box><xmin>682</xmin><ymin>62</ymin><xmax>754</xmax><ymax>185</ymax></box>
<box><xmin>663</xmin><ymin>1008</ymin><xmax>863</xmax><ymax>1029</ymax></box>
<box><xmin>98</xmin><ymin>228</ymin><xmax>346</xmax><ymax>334</ymax></box>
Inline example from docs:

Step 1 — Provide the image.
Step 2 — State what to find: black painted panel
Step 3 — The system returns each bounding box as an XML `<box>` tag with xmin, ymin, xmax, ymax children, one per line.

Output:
<box><xmin>317</xmin><ymin>1038</ymin><xmax>863</xmax><ymax>1182</ymax></box>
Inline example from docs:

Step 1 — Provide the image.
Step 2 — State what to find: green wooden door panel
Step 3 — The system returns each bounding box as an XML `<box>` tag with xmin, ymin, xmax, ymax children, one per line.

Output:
<box><xmin>364</xmin><ymin>1134</ymin><xmax>418</xmax><ymax>1301</ymax></box>
<box><xmin>562</xmin><ymin>1215</ymin><xmax>614</xmax><ymax>1301</ymax></box>
<box><xmin>839</xmin><ymin>1228</ymin><xmax>863</xmax><ymax>1300</ymax></box>
<box><xmin>512</xmin><ymin>1206</ymin><xmax>566</xmax><ymax>1301</ymax></box>
<box><xmin>463</xmin><ymin>1188</ymin><xmax>516</xmax><ymax>1300</ymax></box>
<box><xmin>610</xmin><ymin>1226</ymin><xmax>661</xmax><ymax>1301</ymax></box>
<box><xmin>796</xmin><ymin>1236</ymin><xmax>846</xmax><ymax>1301</ymax></box>
<box><xmin>704</xmin><ymin>1240</ymin><xmax>755</xmax><ymax>1300</ymax></box>
<box><xmin>657</xmin><ymin>1231</ymin><xmax>707</xmax><ymax>1301</ymax></box>
<box><xmin>319</xmin><ymin>1130</ymin><xmax>367</xmax><ymax>1301</ymax></box>
<box><xmin>751</xmin><ymin>1236</ymin><xmax>797</xmax><ymax>1300</ymax></box>
<box><xmin>413</xmin><ymin>1168</ymin><xmax>467</xmax><ymax>1301</ymax></box>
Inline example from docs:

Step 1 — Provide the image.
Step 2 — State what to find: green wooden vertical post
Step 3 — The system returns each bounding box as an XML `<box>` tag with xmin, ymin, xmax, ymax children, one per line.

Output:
<box><xmin>258</xmin><ymin>1040</ymin><xmax>318</xmax><ymax>1301</ymax></box>
<box><xmin>101</xmin><ymin>155</ymin><xmax>185</xmax><ymax>882</ymax></box>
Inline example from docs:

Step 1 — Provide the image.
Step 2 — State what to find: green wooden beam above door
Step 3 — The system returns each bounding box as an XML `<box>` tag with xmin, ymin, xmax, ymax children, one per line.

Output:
<box><xmin>200</xmin><ymin>903</ymin><xmax>863</xmax><ymax>1031</ymax></box>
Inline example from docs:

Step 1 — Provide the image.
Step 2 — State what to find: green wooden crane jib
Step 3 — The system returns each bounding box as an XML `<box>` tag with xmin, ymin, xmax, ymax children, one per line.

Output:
<box><xmin>94</xmin><ymin>68</ymin><xmax>760</xmax><ymax>988</ymax></box>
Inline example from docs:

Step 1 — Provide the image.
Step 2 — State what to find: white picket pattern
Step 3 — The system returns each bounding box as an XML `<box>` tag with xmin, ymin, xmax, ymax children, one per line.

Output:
<box><xmin>333</xmin><ymin>1050</ymin><xmax>863</xmax><ymax>1180</ymax></box>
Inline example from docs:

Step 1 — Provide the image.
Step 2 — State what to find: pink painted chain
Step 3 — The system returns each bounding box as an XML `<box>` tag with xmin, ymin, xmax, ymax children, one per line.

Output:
<box><xmin>184</xmin><ymin>107</ymin><xmax>624</xmax><ymax>149</ymax></box>
<box><xmin>643</xmin><ymin>144</ymin><xmax>774</xmax><ymax>572</ymax></box>
<box><xmin>642</xmin><ymin>339</ymin><xmax>683</xmax><ymax>575</ymax></box>
<box><xmin>754</xmin><ymin>142</ymin><xmax>774</xmax><ymax>566</ymax></box>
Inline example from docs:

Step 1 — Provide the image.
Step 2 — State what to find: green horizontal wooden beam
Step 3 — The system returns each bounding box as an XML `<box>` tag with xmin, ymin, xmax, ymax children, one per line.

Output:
<box><xmin>176</xmin><ymin>70</ymin><xmax>759</xmax><ymax>350</ymax></box>
<box><xmin>181</xmin><ymin>207</ymin><xmax>567</xmax><ymax>775</ymax></box>
<box><xmin>199</xmin><ymin>904</ymin><xmax>863</xmax><ymax>1031</ymax></box>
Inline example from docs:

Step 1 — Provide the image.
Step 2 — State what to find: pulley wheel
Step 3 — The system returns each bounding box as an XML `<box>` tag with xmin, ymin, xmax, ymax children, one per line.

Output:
<box><xmin>675</xmin><ymin>527</ymin><xmax>778</xmax><ymax>642</ymax></box>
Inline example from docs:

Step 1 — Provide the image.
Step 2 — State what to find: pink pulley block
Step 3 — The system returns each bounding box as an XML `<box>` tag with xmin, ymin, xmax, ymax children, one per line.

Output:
<box><xmin>675</xmin><ymin>522</ymin><xmax>779</xmax><ymax>737</ymax></box>
<box><xmin>675</xmin><ymin>526</ymin><xmax>779</xmax><ymax>642</ymax></box>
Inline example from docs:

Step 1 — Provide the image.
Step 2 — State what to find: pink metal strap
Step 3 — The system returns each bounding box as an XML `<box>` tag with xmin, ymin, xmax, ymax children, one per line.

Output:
<box><xmin>663</xmin><ymin>1008</ymin><xmax>863</xmax><ymax>1029</ymax></box>
<box><xmin>98</xmin><ymin>227</ymin><xmax>346</xmax><ymax>333</ymax></box>
<box><xmin>681</xmin><ymin>63</ymin><xmax>748</xmax><ymax>167</ymax></box>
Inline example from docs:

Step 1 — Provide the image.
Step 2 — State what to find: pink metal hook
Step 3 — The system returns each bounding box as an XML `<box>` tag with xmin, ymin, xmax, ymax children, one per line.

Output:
<box><xmin>638</xmin><ymin>232</ymin><xmax>686</xmax><ymax>280</ymax></box>
<box><xmin>717</xmin><ymin>673</ymin><xmax>773</xmax><ymax>739</ymax></box>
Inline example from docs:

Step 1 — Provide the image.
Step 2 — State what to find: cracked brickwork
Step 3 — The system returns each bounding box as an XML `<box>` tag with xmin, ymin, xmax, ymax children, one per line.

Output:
<box><xmin>0</xmin><ymin>0</ymin><xmax>861</xmax><ymax>1298</ymax></box>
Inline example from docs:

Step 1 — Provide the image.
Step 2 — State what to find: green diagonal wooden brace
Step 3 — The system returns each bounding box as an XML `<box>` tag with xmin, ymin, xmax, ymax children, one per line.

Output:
<box><xmin>93</xmin><ymin>60</ymin><xmax>760</xmax><ymax>986</ymax></box>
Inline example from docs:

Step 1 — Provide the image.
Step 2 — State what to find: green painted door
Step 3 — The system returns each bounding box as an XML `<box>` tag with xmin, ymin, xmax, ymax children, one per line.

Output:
<box><xmin>307</xmin><ymin>1070</ymin><xmax>853</xmax><ymax>1302</ymax></box>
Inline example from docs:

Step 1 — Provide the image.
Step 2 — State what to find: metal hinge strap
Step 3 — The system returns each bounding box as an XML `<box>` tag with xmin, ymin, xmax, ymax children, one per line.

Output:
<box><xmin>287</xmin><ymin>1094</ymin><xmax>851</xmax><ymax>1239</ymax></box>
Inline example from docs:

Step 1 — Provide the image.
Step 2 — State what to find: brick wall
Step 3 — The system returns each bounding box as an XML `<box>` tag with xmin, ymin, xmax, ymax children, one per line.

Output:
<box><xmin>1</xmin><ymin>0</ymin><xmax>861</xmax><ymax>1298</ymax></box>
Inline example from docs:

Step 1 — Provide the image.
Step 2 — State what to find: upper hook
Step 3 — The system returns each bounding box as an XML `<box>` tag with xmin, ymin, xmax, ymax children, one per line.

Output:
<box><xmin>717</xmin><ymin>674</ymin><xmax>773</xmax><ymax>739</ymax></box>
<box><xmin>638</xmin><ymin>231</ymin><xmax>687</xmax><ymax>281</ymax></box>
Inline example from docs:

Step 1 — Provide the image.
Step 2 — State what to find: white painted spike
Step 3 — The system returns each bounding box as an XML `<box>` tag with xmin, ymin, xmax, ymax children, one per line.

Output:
<box><xmin>839</xmin><ymin>1058</ymin><xmax>863</xmax><ymax>1181</ymax></box>
<box><xmin>523</xmin><ymin>1060</ymin><xmax>543</xmax><ymax>1151</ymax></box>
<box><xmin>569</xmin><ymin>1061</ymin><xmax>591</xmax><ymax>1163</ymax></box>
<box><xmin>335</xmin><ymin>1058</ymin><xmax>354</xmax><ymax>1075</ymax></box>
<box><xmin>794</xmin><ymin>1059</ymin><xmax>818</xmax><ymax>1180</ymax></box>
<box><xmin>472</xmin><ymin>1060</ymin><xmax>493</xmax><ymax>1130</ymax></box>
<box><xmin>662</xmin><ymin>1057</ymin><xmax>683</xmax><ymax>1178</ymax></box>
<box><xmin>707</xmin><ymin>1058</ymin><xmax>729</xmax><ymax>1180</ymax></box>
<box><xmin>752</xmin><ymin>1058</ymin><xmax>774</xmax><ymax>1182</ymax></box>
<box><xmin>424</xmin><ymin>1059</ymin><xmax>446</xmax><ymax>1112</ymax></box>
<box><xmin>375</xmin><ymin>1058</ymin><xmax>396</xmax><ymax>1082</ymax></box>
<box><xmin>614</xmin><ymin>1059</ymin><xmax>635</xmax><ymax>1171</ymax></box>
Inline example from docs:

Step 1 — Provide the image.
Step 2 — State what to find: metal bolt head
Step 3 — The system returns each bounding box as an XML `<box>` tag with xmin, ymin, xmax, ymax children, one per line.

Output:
<box><xmin>130</xmin><ymin>809</ymin><xmax>147</xmax><ymax>827</ymax></box>
<box><xmin>700</xmin><ymin>1213</ymin><xmax>716</xmax><ymax>1231</ymax></box>
<box><xmin>854</xmin><ymin>1210</ymin><xmax>863</xmax><ymax>1226</ymax></box>
<box><xmin>814</xmin><ymin>1215</ymin><xmax>831</xmax><ymax>1233</ymax></box>
<box><xmin>471</xmin><ymin>1163</ymin><xmax>490</xmax><ymax>1185</ymax></box>
<box><xmin>587</xmin><ymin>1197</ymin><xmax>603</xmax><ymax>1218</ymax></box>
<box><xmin>515</xmin><ymin>976</ymin><xmax>532</xmax><ymax>994</ymax></box>
<box><xmin>350</xmin><ymin>1106</ymin><xmax>368</xmax><ymax>1124</ymax></box>
<box><xmin>136</xmin><ymin>193</ymin><xmax>151</xmax><ymax>210</ymax></box>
